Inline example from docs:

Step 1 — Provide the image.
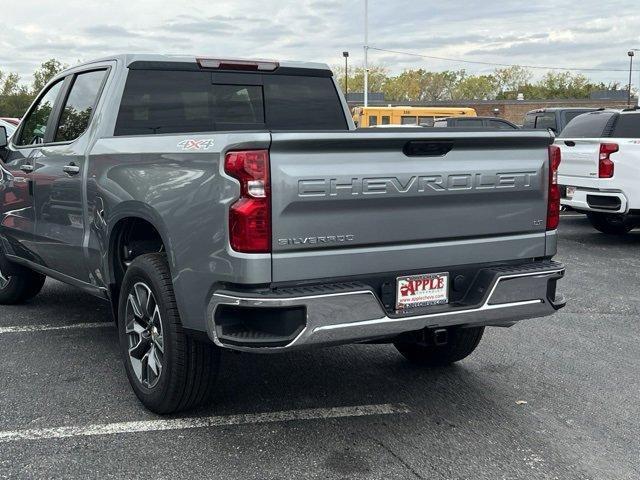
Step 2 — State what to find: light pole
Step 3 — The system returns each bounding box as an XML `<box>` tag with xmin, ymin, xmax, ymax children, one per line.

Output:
<box><xmin>628</xmin><ymin>51</ymin><xmax>635</xmax><ymax>107</ymax></box>
<box><xmin>343</xmin><ymin>51</ymin><xmax>349</xmax><ymax>97</ymax></box>
<box><xmin>363</xmin><ymin>0</ymin><xmax>369</xmax><ymax>107</ymax></box>
<box><xmin>629</xmin><ymin>48</ymin><xmax>640</xmax><ymax>107</ymax></box>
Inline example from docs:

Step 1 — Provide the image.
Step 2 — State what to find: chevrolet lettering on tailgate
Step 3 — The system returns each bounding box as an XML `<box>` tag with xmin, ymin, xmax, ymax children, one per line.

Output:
<box><xmin>297</xmin><ymin>172</ymin><xmax>538</xmax><ymax>197</ymax></box>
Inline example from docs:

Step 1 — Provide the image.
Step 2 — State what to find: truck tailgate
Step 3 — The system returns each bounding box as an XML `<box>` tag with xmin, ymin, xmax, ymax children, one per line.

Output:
<box><xmin>269</xmin><ymin>130</ymin><xmax>552</xmax><ymax>283</ymax></box>
<box><xmin>557</xmin><ymin>139</ymin><xmax>601</xmax><ymax>179</ymax></box>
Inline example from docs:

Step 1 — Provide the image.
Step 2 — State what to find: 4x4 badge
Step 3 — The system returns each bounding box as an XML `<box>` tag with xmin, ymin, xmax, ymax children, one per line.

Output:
<box><xmin>177</xmin><ymin>139</ymin><xmax>215</xmax><ymax>150</ymax></box>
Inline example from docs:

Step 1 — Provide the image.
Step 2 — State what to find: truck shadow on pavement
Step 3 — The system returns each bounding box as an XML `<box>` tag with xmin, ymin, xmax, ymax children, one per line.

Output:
<box><xmin>212</xmin><ymin>345</ymin><xmax>499</xmax><ymax>416</ymax></box>
<box><xmin>3</xmin><ymin>279</ymin><xmax>506</xmax><ymax>420</ymax></box>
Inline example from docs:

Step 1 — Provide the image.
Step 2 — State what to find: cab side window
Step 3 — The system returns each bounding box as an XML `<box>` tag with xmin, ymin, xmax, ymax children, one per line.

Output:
<box><xmin>462</xmin><ymin>119</ymin><xmax>484</xmax><ymax>127</ymax></box>
<box><xmin>55</xmin><ymin>70</ymin><xmax>107</xmax><ymax>142</ymax></box>
<box><xmin>16</xmin><ymin>80</ymin><xmax>64</xmax><ymax>146</ymax></box>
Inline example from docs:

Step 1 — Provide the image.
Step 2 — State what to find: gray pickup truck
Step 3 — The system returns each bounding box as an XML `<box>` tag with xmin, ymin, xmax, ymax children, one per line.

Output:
<box><xmin>0</xmin><ymin>54</ymin><xmax>565</xmax><ymax>413</ymax></box>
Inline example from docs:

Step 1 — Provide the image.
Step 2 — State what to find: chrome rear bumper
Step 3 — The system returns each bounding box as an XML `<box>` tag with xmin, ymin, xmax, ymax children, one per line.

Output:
<box><xmin>206</xmin><ymin>261</ymin><xmax>565</xmax><ymax>352</ymax></box>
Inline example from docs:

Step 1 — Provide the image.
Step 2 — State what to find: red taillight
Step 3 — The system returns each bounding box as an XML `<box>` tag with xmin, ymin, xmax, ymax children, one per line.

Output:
<box><xmin>224</xmin><ymin>150</ymin><xmax>271</xmax><ymax>253</ymax></box>
<box><xmin>598</xmin><ymin>143</ymin><xmax>618</xmax><ymax>178</ymax></box>
<box><xmin>547</xmin><ymin>145</ymin><xmax>561</xmax><ymax>230</ymax></box>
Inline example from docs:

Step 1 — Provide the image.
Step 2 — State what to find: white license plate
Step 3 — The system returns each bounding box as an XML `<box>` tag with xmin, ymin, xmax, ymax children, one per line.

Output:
<box><xmin>566</xmin><ymin>186</ymin><xmax>576</xmax><ymax>199</ymax></box>
<box><xmin>396</xmin><ymin>272</ymin><xmax>449</xmax><ymax>311</ymax></box>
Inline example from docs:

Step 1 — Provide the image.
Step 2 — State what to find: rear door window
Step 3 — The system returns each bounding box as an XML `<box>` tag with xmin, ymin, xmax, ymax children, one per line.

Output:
<box><xmin>401</xmin><ymin>116</ymin><xmax>417</xmax><ymax>125</ymax></box>
<box><xmin>523</xmin><ymin>113</ymin><xmax>536</xmax><ymax>128</ymax></box>
<box><xmin>55</xmin><ymin>69</ymin><xmax>107</xmax><ymax>142</ymax></box>
<box><xmin>115</xmin><ymin>69</ymin><xmax>347</xmax><ymax>135</ymax></box>
<box><xmin>559</xmin><ymin>112</ymin><xmax>616</xmax><ymax>138</ymax></box>
<box><xmin>612</xmin><ymin>113</ymin><xmax>640</xmax><ymax>138</ymax></box>
<box><xmin>535</xmin><ymin>113</ymin><xmax>557</xmax><ymax>131</ymax></box>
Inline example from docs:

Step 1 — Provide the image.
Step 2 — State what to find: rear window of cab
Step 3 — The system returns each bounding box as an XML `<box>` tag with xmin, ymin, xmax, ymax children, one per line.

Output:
<box><xmin>114</xmin><ymin>69</ymin><xmax>348</xmax><ymax>135</ymax></box>
<box><xmin>559</xmin><ymin>112</ymin><xmax>616</xmax><ymax>138</ymax></box>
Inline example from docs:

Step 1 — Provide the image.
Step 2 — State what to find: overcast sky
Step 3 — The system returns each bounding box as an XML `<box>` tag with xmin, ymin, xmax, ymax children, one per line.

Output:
<box><xmin>2</xmin><ymin>0</ymin><xmax>640</xmax><ymax>85</ymax></box>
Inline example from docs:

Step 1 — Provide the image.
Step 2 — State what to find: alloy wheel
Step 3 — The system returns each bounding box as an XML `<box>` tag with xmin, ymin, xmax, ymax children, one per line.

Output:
<box><xmin>125</xmin><ymin>282</ymin><xmax>164</xmax><ymax>388</ymax></box>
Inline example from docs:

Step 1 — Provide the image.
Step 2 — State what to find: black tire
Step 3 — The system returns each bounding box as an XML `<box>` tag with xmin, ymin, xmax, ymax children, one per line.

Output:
<box><xmin>118</xmin><ymin>253</ymin><xmax>220</xmax><ymax>414</ymax></box>
<box><xmin>394</xmin><ymin>326</ymin><xmax>484</xmax><ymax>366</ymax></box>
<box><xmin>586</xmin><ymin>212</ymin><xmax>636</xmax><ymax>235</ymax></box>
<box><xmin>0</xmin><ymin>262</ymin><xmax>46</xmax><ymax>305</ymax></box>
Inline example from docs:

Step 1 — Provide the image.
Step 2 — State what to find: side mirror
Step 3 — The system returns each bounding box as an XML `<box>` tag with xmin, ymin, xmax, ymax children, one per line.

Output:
<box><xmin>0</xmin><ymin>126</ymin><xmax>7</xmax><ymax>148</ymax></box>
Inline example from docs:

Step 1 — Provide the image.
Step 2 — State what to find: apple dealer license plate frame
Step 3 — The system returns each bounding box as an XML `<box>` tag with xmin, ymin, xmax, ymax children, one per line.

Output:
<box><xmin>396</xmin><ymin>272</ymin><xmax>449</xmax><ymax>311</ymax></box>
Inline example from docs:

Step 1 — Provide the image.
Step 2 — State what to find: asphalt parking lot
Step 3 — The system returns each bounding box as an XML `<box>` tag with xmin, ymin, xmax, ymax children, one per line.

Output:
<box><xmin>0</xmin><ymin>213</ymin><xmax>639</xmax><ymax>480</ymax></box>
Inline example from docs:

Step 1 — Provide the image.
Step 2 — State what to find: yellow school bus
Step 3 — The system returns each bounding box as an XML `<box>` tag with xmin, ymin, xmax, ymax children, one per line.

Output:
<box><xmin>353</xmin><ymin>106</ymin><xmax>477</xmax><ymax>127</ymax></box>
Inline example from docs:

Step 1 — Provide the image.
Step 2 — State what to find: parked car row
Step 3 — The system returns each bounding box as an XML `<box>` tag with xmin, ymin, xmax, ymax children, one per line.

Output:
<box><xmin>366</xmin><ymin>108</ymin><xmax>600</xmax><ymax>132</ymax></box>
<box><xmin>431</xmin><ymin>108</ymin><xmax>602</xmax><ymax>133</ymax></box>
<box><xmin>433</xmin><ymin>116</ymin><xmax>518</xmax><ymax>129</ymax></box>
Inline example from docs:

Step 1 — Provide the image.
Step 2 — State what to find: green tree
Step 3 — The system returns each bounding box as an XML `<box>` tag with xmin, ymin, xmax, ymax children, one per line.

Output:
<box><xmin>0</xmin><ymin>59</ymin><xmax>68</xmax><ymax>117</ymax></box>
<box><xmin>31</xmin><ymin>59</ymin><xmax>66</xmax><ymax>93</ymax></box>
<box><xmin>0</xmin><ymin>71</ymin><xmax>32</xmax><ymax>117</ymax></box>
<box><xmin>494</xmin><ymin>66</ymin><xmax>533</xmax><ymax>99</ymax></box>
<box><xmin>521</xmin><ymin>71</ymin><xmax>599</xmax><ymax>99</ymax></box>
<box><xmin>384</xmin><ymin>69</ymin><xmax>464</xmax><ymax>102</ymax></box>
<box><xmin>452</xmin><ymin>74</ymin><xmax>499</xmax><ymax>100</ymax></box>
<box><xmin>334</xmin><ymin>65</ymin><xmax>390</xmax><ymax>96</ymax></box>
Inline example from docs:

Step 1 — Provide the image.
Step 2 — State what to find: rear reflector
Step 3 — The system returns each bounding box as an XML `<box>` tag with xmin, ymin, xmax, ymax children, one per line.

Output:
<box><xmin>197</xmin><ymin>58</ymin><xmax>279</xmax><ymax>71</ymax></box>
<box><xmin>224</xmin><ymin>150</ymin><xmax>271</xmax><ymax>253</ymax></box>
<box><xmin>547</xmin><ymin>145</ymin><xmax>561</xmax><ymax>230</ymax></box>
<box><xmin>598</xmin><ymin>143</ymin><xmax>618</xmax><ymax>178</ymax></box>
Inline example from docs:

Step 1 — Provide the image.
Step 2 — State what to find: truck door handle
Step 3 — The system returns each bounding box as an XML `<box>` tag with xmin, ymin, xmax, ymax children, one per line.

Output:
<box><xmin>19</xmin><ymin>164</ymin><xmax>34</xmax><ymax>173</ymax></box>
<box><xmin>564</xmin><ymin>141</ymin><xmax>575</xmax><ymax>147</ymax></box>
<box><xmin>63</xmin><ymin>163</ymin><xmax>80</xmax><ymax>175</ymax></box>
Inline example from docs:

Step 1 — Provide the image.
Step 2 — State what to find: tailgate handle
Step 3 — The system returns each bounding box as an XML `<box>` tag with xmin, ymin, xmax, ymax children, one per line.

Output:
<box><xmin>403</xmin><ymin>141</ymin><xmax>453</xmax><ymax>157</ymax></box>
<box><xmin>564</xmin><ymin>141</ymin><xmax>576</xmax><ymax>147</ymax></box>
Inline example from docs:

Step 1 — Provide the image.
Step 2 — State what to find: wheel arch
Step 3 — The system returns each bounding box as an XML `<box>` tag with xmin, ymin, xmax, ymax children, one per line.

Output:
<box><xmin>105</xmin><ymin>203</ymin><xmax>174</xmax><ymax>320</ymax></box>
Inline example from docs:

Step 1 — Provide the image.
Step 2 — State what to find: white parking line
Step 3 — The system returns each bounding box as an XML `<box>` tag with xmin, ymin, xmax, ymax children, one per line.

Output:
<box><xmin>0</xmin><ymin>403</ymin><xmax>409</xmax><ymax>443</ymax></box>
<box><xmin>0</xmin><ymin>322</ymin><xmax>113</xmax><ymax>334</ymax></box>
